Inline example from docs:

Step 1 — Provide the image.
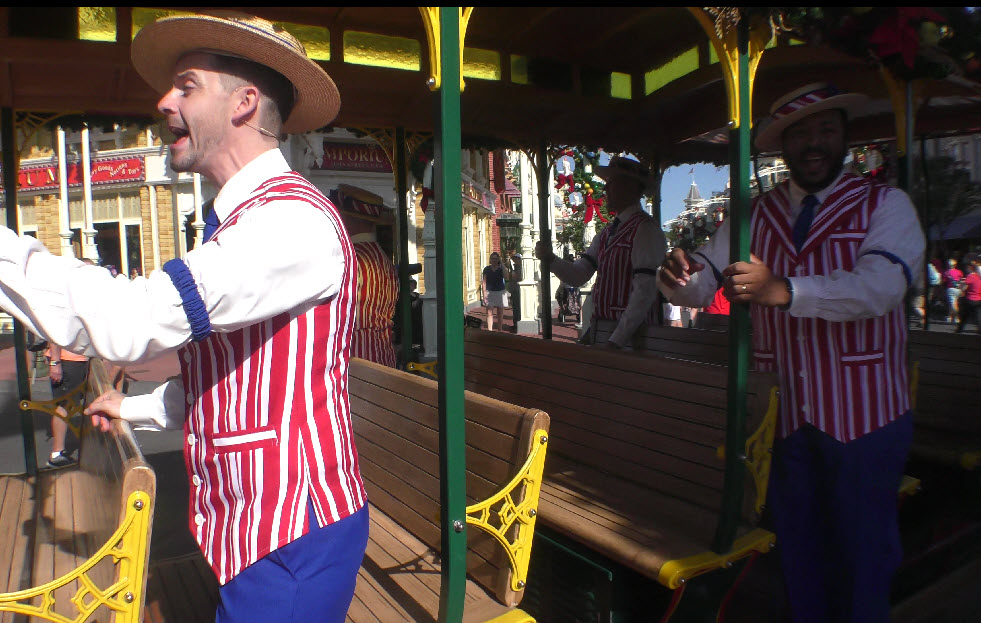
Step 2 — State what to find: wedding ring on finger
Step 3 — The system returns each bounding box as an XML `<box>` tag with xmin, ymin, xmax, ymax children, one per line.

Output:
<box><xmin>741</xmin><ymin>284</ymin><xmax>747</xmax><ymax>292</ymax></box>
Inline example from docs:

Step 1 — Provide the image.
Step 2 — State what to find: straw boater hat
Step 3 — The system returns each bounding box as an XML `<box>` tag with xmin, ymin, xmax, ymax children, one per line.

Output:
<box><xmin>594</xmin><ymin>156</ymin><xmax>657</xmax><ymax>194</ymax></box>
<box><xmin>130</xmin><ymin>11</ymin><xmax>340</xmax><ymax>134</ymax></box>
<box><xmin>754</xmin><ymin>82</ymin><xmax>868</xmax><ymax>153</ymax></box>
<box><xmin>333</xmin><ymin>184</ymin><xmax>394</xmax><ymax>225</ymax></box>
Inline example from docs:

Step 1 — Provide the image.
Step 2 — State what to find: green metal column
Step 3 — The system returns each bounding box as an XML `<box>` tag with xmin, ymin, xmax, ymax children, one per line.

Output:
<box><xmin>713</xmin><ymin>20</ymin><xmax>751</xmax><ymax>554</ymax></box>
<box><xmin>1</xmin><ymin>108</ymin><xmax>37</xmax><ymax>476</ymax></box>
<box><xmin>537</xmin><ymin>140</ymin><xmax>553</xmax><ymax>340</ymax></box>
<box><xmin>434</xmin><ymin>8</ymin><xmax>467</xmax><ymax>622</ymax></box>
<box><xmin>395</xmin><ymin>127</ymin><xmax>415</xmax><ymax>363</ymax></box>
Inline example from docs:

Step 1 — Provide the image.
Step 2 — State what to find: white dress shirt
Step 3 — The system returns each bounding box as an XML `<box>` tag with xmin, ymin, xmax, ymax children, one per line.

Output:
<box><xmin>661</xmin><ymin>173</ymin><xmax>925</xmax><ymax>320</ymax></box>
<box><xmin>0</xmin><ymin>148</ymin><xmax>347</xmax><ymax>429</ymax></box>
<box><xmin>550</xmin><ymin>202</ymin><xmax>666</xmax><ymax>345</ymax></box>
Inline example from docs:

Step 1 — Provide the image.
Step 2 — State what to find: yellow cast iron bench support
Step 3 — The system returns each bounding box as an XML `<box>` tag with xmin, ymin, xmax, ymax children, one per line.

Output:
<box><xmin>347</xmin><ymin>358</ymin><xmax>550</xmax><ymax>622</ymax></box>
<box><xmin>0</xmin><ymin>359</ymin><xmax>155</xmax><ymax>623</ymax></box>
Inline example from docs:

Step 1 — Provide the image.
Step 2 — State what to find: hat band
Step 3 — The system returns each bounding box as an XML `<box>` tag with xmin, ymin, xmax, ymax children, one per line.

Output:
<box><xmin>772</xmin><ymin>85</ymin><xmax>841</xmax><ymax>120</ymax></box>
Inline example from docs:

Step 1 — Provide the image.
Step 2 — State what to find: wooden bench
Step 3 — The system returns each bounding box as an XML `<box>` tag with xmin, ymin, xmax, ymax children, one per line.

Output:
<box><xmin>462</xmin><ymin>329</ymin><xmax>779</xmax><ymax>614</ymax></box>
<box><xmin>592</xmin><ymin>322</ymin><xmax>730</xmax><ymax>364</ymax></box>
<box><xmin>0</xmin><ymin>359</ymin><xmax>155</xmax><ymax>623</ymax></box>
<box><xmin>908</xmin><ymin>330</ymin><xmax>981</xmax><ymax>470</ymax></box>
<box><xmin>347</xmin><ymin>358</ymin><xmax>550</xmax><ymax>622</ymax></box>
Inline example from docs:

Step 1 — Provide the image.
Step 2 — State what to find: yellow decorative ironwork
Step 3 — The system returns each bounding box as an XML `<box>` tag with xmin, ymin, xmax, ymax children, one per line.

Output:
<box><xmin>716</xmin><ymin>386</ymin><xmax>778</xmax><ymax>516</ymax></box>
<box><xmin>407</xmin><ymin>359</ymin><xmax>439</xmax><ymax>380</ymax></box>
<box><xmin>688</xmin><ymin>8</ymin><xmax>772</xmax><ymax>127</ymax></box>
<box><xmin>20</xmin><ymin>381</ymin><xmax>88</xmax><ymax>439</ymax></box>
<box><xmin>0</xmin><ymin>490</ymin><xmax>152</xmax><ymax>623</ymax></box>
<box><xmin>898</xmin><ymin>475</ymin><xmax>921</xmax><ymax>498</ymax></box>
<box><xmin>879</xmin><ymin>69</ymin><xmax>924</xmax><ymax>157</ymax></box>
<box><xmin>482</xmin><ymin>610</ymin><xmax>536</xmax><ymax>623</ymax></box>
<box><xmin>14</xmin><ymin>112</ymin><xmax>73</xmax><ymax>161</ymax></box>
<box><xmin>466</xmin><ymin>429</ymin><xmax>549</xmax><ymax>593</ymax></box>
<box><xmin>418</xmin><ymin>7</ymin><xmax>474</xmax><ymax>91</ymax></box>
<box><xmin>358</xmin><ymin>128</ymin><xmax>432</xmax><ymax>172</ymax></box>
<box><xmin>657</xmin><ymin>527</ymin><xmax>775</xmax><ymax>589</ymax></box>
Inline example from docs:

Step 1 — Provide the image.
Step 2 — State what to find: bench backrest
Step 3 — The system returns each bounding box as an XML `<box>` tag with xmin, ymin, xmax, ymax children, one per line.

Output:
<box><xmin>349</xmin><ymin>358</ymin><xmax>549</xmax><ymax>607</ymax></box>
<box><xmin>32</xmin><ymin>359</ymin><xmax>155</xmax><ymax>622</ymax></box>
<box><xmin>592</xmin><ymin>324</ymin><xmax>730</xmax><ymax>364</ymax></box>
<box><xmin>908</xmin><ymin>329</ymin><xmax>981</xmax><ymax>434</ymax></box>
<box><xmin>463</xmin><ymin>329</ymin><xmax>777</xmax><ymax>528</ymax></box>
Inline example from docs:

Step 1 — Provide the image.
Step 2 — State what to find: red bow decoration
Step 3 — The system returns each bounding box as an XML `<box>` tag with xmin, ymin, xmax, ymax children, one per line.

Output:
<box><xmin>583</xmin><ymin>191</ymin><xmax>608</xmax><ymax>225</ymax></box>
<box><xmin>420</xmin><ymin>187</ymin><xmax>435</xmax><ymax>213</ymax></box>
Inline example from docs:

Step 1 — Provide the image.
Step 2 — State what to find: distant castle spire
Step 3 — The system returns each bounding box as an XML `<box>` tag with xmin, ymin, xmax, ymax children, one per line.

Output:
<box><xmin>684</xmin><ymin>177</ymin><xmax>702</xmax><ymax>208</ymax></box>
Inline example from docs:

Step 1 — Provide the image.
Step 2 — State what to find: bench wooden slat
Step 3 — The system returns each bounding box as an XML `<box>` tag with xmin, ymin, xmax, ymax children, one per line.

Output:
<box><xmin>348</xmin><ymin>358</ymin><xmax>549</xmax><ymax>620</ymax></box>
<box><xmin>0</xmin><ymin>476</ymin><xmax>34</xmax><ymax>597</ymax></box>
<box><xmin>463</xmin><ymin>329</ymin><xmax>778</xmax><ymax>585</ymax></box>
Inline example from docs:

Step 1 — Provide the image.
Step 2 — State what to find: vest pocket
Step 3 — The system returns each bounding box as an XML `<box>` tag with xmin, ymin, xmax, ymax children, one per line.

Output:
<box><xmin>213</xmin><ymin>424</ymin><xmax>279</xmax><ymax>455</ymax></box>
<box><xmin>753</xmin><ymin>349</ymin><xmax>776</xmax><ymax>373</ymax></box>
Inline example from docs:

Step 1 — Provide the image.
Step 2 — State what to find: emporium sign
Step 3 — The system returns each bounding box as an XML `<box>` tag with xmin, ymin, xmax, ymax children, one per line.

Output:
<box><xmin>3</xmin><ymin>156</ymin><xmax>145</xmax><ymax>192</ymax></box>
<box><xmin>315</xmin><ymin>142</ymin><xmax>392</xmax><ymax>173</ymax></box>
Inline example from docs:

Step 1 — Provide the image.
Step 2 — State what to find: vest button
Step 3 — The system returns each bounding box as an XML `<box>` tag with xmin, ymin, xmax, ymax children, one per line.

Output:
<box><xmin>801</xmin><ymin>405</ymin><xmax>809</xmax><ymax>413</ymax></box>
<box><xmin>194</xmin><ymin>513</ymin><xmax>205</xmax><ymax>526</ymax></box>
<box><xmin>187</xmin><ymin>433</ymin><xmax>196</xmax><ymax>446</ymax></box>
<box><xmin>183</xmin><ymin>352</ymin><xmax>192</xmax><ymax>364</ymax></box>
<box><xmin>186</xmin><ymin>393</ymin><xmax>195</xmax><ymax>405</ymax></box>
<box><xmin>192</xmin><ymin>475</ymin><xmax>202</xmax><ymax>487</ymax></box>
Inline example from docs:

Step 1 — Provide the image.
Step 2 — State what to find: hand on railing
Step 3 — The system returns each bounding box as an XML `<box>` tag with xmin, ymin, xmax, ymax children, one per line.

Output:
<box><xmin>84</xmin><ymin>389</ymin><xmax>126</xmax><ymax>432</ymax></box>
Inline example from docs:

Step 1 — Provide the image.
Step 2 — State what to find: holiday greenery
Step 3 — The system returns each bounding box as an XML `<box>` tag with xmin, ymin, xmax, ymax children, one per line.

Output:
<box><xmin>554</xmin><ymin>146</ymin><xmax>615</xmax><ymax>253</ymax></box>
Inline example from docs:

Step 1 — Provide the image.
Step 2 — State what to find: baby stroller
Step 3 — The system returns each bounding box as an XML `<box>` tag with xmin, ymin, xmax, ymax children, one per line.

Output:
<box><xmin>556</xmin><ymin>283</ymin><xmax>581</xmax><ymax>323</ymax></box>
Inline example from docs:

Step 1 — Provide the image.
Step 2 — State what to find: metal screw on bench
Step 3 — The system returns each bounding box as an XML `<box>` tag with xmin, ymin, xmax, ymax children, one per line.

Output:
<box><xmin>724</xmin><ymin>560</ymin><xmax>733</xmax><ymax>568</ymax></box>
<box><xmin>453</xmin><ymin>520</ymin><xmax>464</xmax><ymax>533</ymax></box>
<box><xmin>528</xmin><ymin>509</ymin><xmax>536</xmax><ymax>517</ymax></box>
<box><xmin>134</xmin><ymin>499</ymin><xmax>144</xmax><ymax>511</ymax></box>
<box><xmin>540</xmin><ymin>435</ymin><xmax>547</xmax><ymax>444</ymax></box>
<box><xmin>124</xmin><ymin>592</ymin><xmax>134</xmax><ymax>603</ymax></box>
<box><xmin>737</xmin><ymin>453</ymin><xmax>747</xmax><ymax>462</ymax></box>
<box><xmin>517</xmin><ymin>580</ymin><xmax>526</xmax><ymax>589</ymax></box>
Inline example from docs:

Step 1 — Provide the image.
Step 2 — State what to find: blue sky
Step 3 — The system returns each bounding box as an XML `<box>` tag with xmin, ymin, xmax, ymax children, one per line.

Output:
<box><xmin>659</xmin><ymin>163</ymin><xmax>729</xmax><ymax>226</ymax></box>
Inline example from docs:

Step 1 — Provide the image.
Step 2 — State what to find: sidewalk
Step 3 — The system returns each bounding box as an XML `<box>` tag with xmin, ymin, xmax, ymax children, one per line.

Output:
<box><xmin>466</xmin><ymin>304</ymin><xmax>582</xmax><ymax>344</ymax></box>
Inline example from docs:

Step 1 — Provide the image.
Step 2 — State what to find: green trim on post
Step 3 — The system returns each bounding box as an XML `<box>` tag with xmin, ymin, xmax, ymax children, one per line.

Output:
<box><xmin>395</xmin><ymin>127</ymin><xmax>415</xmax><ymax>363</ymax></box>
<box><xmin>1</xmin><ymin>108</ymin><xmax>37</xmax><ymax>477</ymax></box>
<box><xmin>713</xmin><ymin>20</ymin><xmax>751</xmax><ymax>554</ymax></box>
<box><xmin>537</xmin><ymin>140</ymin><xmax>553</xmax><ymax>340</ymax></box>
<box><xmin>434</xmin><ymin>8</ymin><xmax>467</xmax><ymax>622</ymax></box>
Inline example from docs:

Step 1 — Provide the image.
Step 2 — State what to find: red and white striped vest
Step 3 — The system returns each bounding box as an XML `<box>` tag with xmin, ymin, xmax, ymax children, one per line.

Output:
<box><xmin>178</xmin><ymin>173</ymin><xmax>366</xmax><ymax>584</ymax></box>
<box><xmin>750</xmin><ymin>174</ymin><xmax>910</xmax><ymax>442</ymax></box>
<box><xmin>352</xmin><ymin>240</ymin><xmax>399</xmax><ymax>368</ymax></box>
<box><xmin>593</xmin><ymin>212</ymin><xmax>658</xmax><ymax>324</ymax></box>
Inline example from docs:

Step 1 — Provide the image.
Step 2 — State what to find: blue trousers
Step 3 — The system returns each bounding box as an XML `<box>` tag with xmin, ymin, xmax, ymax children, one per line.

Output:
<box><xmin>215</xmin><ymin>502</ymin><xmax>368</xmax><ymax>623</ymax></box>
<box><xmin>767</xmin><ymin>413</ymin><xmax>912</xmax><ymax>623</ymax></box>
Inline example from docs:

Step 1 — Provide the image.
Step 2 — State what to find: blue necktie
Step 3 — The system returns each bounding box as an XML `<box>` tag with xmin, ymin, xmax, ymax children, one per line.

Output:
<box><xmin>202</xmin><ymin>203</ymin><xmax>220</xmax><ymax>243</ymax></box>
<box><xmin>793</xmin><ymin>194</ymin><xmax>818</xmax><ymax>253</ymax></box>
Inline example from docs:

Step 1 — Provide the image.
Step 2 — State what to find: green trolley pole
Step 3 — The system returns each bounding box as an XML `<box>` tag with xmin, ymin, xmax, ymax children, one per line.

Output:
<box><xmin>1</xmin><ymin>108</ymin><xmax>38</xmax><ymax>476</ymax></box>
<box><xmin>713</xmin><ymin>19</ymin><xmax>751</xmax><ymax>554</ymax></box>
<box><xmin>394</xmin><ymin>127</ymin><xmax>415</xmax><ymax>363</ymax></box>
<box><xmin>434</xmin><ymin>8</ymin><xmax>467</xmax><ymax>622</ymax></box>
<box><xmin>537</xmin><ymin>140</ymin><xmax>553</xmax><ymax>340</ymax></box>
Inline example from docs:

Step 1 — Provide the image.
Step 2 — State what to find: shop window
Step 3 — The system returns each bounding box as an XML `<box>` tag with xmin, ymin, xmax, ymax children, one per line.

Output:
<box><xmin>343</xmin><ymin>31</ymin><xmax>420</xmax><ymax>71</ymax></box>
<box><xmin>95</xmin><ymin>222</ymin><xmax>121</xmax><ymax>275</ymax></box>
<box><xmin>125</xmin><ymin>224</ymin><xmax>143</xmax><ymax>278</ymax></box>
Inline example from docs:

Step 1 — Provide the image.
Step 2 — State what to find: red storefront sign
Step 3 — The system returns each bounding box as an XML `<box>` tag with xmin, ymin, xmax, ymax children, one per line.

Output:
<box><xmin>3</xmin><ymin>156</ymin><xmax>145</xmax><ymax>192</ymax></box>
<box><xmin>315</xmin><ymin>142</ymin><xmax>392</xmax><ymax>173</ymax></box>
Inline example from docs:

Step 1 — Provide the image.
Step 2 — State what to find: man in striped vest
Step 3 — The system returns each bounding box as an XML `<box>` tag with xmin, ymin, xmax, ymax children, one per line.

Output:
<box><xmin>535</xmin><ymin>156</ymin><xmax>667</xmax><ymax>348</ymax></box>
<box><xmin>659</xmin><ymin>83</ymin><xmax>925</xmax><ymax>622</ymax></box>
<box><xmin>333</xmin><ymin>184</ymin><xmax>400</xmax><ymax>368</ymax></box>
<box><xmin>0</xmin><ymin>12</ymin><xmax>367</xmax><ymax>623</ymax></box>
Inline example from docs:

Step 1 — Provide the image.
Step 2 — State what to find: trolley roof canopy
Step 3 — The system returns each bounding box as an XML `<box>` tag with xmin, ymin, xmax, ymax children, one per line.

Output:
<box><xmin>3</xmin><ymin>6</ymin><xmax>981</xmax><ymax>159</ymax></box>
